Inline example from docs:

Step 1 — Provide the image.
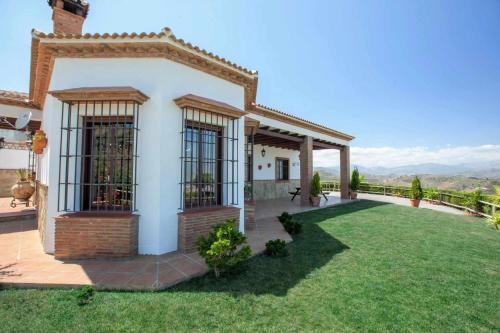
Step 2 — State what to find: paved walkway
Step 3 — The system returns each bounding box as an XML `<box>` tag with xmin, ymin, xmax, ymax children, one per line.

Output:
<box><xmin>0</xmin><ymin>211</ymin><xmax>291</xmax><ymax>291</ymax></box>
<box><xmin>354</xmin><ymin>192</ymin><xmax>465</xmax><ymax>215</ymax></box>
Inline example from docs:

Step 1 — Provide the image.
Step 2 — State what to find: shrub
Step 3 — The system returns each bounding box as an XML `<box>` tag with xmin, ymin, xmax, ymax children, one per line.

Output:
<box><xmin>410</xmin><ymin>176</ymin><xmax>424</xmax><ymax>200</ymax></box>
<box><xmin>277</xmin><ymin>212</ymin><xmax>302</xmax><ymax>235</ymax></box>
<box><xmin>278</xmin><ymin>212</ymin><xmax>292</xmax><ymax>224</ymax></box>
<box><xmin>350</xmin><ymin>168</ymin><xmax>360</xmax><ymax>192</ymax></box>
<box><xmin>425</xmin><ymin>188</ymin><xmax>439</xmax><ymax>201</ymax></box>
<box><xmin>282</xmin><ymin>219</ymin><xmax>302</xmax><ymax>235</ymax></box>
<box><xmin>464</xmin><ymin>189</ymin><xmax>482</xmax><ymax>213</ymax></box>
<box><xmin>265</xmin><ymin>239</ymin><xmax>288</xmax><ymax>257</ymax></box>
<box><xmin>75</xmin><ymin>286</ymin><xmax>95</xmax><ymax>306</ymax></box>
<box><xmin>196</xmin><ymin>219</ymin><xmax>251</xmax><ymax>278</ymax></box>
<box><xmin>311</xmin><ymin>172</ymin><xmax>321</xmax><ymax>197</ymax></box>
<box><xmin>489</xmin><ymin>213</ymin><xmax>500</xmax><ymax>230</ymax></box>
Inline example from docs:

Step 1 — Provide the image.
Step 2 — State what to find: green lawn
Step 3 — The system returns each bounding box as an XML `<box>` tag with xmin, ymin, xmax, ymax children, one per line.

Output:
<box><xmin>1</xmin><ymin>200</ymin><xmax>499</xmax><ymax>332</ymax></box>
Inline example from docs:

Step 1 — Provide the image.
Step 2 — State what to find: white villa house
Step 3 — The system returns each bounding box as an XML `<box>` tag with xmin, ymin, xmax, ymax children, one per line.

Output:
<box><xmin>0</xmin><ymin>0</ymin><xmax>354</xmax><ymax>258</ymax></box>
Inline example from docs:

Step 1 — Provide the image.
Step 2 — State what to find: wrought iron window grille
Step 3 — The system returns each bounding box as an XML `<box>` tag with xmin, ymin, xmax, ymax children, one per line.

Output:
<box><xmin>57</xmin><ymin>100</ymin><xmax>140</xmax><ymax>212</ymax></box>
<box><xmin>179</xmin><ymin>107</ymin><xmax>239</xmax><ymax>210</ymax></box>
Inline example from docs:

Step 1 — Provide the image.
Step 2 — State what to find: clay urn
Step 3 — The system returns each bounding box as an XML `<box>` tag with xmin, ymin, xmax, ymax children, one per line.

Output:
<box><xmin>32</xmin><ymin>130</ymin><xmax>48</xmax><ymax>154</ymax></box>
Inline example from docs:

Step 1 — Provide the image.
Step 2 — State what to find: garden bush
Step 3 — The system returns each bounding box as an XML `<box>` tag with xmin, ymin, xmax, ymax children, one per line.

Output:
<box><xmin>265</xmin><ymin>239</ymin><xmax>288</xmax><ymax>257</ymax></box>
<box><xmin>75</xmin><ymin>286</ymin><xmax>95</xmax><ymax>306</ymax></box>
<box><xmin>196</xmin><ymin>219</ymin><xmax>251</xmax><ymax>278</ymax></box>
<box><xmin>277</xmin><ymin>212</ymin><xmax>302</xmax><ymax>235</ymax></box>
<box><xmin>488</xmin><ymin>213</ymin><xmax>500</xmax><ymax>230</ymax></box>
<box><xmin>278</xmin><ymin>212</ymin><xmax>292</xmax><ymax>224</ymax></box>
<box><xmin>425</xmin><ymin>188</ymin><xmax>439</xmax><ymax>202</ymax></box>
<box><xmin>464</xmin><ymin>189</ymin><xmax>482</xmax><ymax>212</ymax></box>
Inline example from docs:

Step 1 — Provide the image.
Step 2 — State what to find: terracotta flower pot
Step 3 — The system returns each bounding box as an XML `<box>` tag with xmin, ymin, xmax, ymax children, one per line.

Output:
<box><xmin>310</xmin><ymin>196</ymin><xmax>321</xmax><ymax>207</ymax></box>
<box><xmin>410</xmin><ymin>199</ymin><xmax>421</xmax><ymax>208</ymax></box>
<box><xmin>32</xmin><ymin>130</ymin><xmax>48</xmax><ymax>154</ymax></box>
<box><xmin>350</xmin><ymin>192</ymin><xmax>358</xmax><ymax>200</ymax></box>
<box><xmin>11</xmin><ymin>181</ymin><xmax>35</xmax><ymax>201</ymax></box>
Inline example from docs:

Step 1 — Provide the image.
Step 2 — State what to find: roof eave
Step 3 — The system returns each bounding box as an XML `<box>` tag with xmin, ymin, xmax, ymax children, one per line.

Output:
<box><xmin>254</xmin><ymin>104</ymin><xmax>355</xmax><ymax>142</ymax></box>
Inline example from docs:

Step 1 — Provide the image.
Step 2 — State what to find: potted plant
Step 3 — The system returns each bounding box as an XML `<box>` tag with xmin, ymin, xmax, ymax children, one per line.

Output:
<box><xmin>350</xmin><ymin>168</ymin><xmax>360</xmax><ymax>199</ymax></box>
<box><xmin>310</xmin><ymin>172</ymin><xmax>321</xmax><ymax>207</ymax></box>
<box><xmin>11</xmin><ymin>169</ymin><xmax>35</xmax><ymax>205</ymax></box>
<box><xmin>409</xmin><ymin>176</ymin><xmax>424</xmax><ymax>207</ymax></box>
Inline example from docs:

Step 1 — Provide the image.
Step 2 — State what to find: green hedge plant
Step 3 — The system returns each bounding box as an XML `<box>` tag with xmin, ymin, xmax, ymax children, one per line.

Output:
<box><xmin>196</xmin><ymin>219</ymin><xmax>251</xmax><ymax>278</ymax></box>
<box><xmin>464</xmin><ymin>189</ymin><xmax>482</xmax><ymax>213</ymax></box>
<box><xmin>489</xmin><ymin>213</ymin><xmax>500</xmax><ymax>230</ymax></box>
<box><xmin>277</xmin><ymin>212</ymin><xmax>302</xmax><ymax>235</ymax></box>
<box><xmin>425</xmin><ymin>188</ymin><xmax>439</xmax><ymax>203</ymax></box>
<box><xmin>265</xmin><ymin>239</ymin><xmax>288</xmax><ymax>257</ymax></box>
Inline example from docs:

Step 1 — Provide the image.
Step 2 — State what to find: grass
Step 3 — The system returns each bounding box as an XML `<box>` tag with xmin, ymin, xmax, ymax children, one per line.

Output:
<box><xmin>1</xmin><ymin>200</ymin><xmax>499</xmax><ymax>332</ymax></box>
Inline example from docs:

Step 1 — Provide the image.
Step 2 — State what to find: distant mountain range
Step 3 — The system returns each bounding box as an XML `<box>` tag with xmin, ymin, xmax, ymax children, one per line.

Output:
<box><xmin>316</xmin><ymin>162</ymin><xmax>500</xmax><ymax>179</ymax></box>
<box><xmin>315</xmin><ymin>163</ymin><xmax>500</xmax><ymax>193</ymax></box>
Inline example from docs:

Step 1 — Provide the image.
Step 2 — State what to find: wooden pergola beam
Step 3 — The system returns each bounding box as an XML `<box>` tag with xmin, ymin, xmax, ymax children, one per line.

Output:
<box><xmin>256</xmin><ymin>128</ymin><xmax>304</xmax><ymax>143</ymax></box>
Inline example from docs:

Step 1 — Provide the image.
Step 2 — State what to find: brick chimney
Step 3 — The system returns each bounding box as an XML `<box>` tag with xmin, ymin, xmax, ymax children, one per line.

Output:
<box><xmin>49</xmin><ymin>0</ymin><xmax>89</xmax><ymax>34</ymax></box>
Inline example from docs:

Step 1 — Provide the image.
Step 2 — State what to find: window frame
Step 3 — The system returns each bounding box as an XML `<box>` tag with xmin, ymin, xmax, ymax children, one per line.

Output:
<box><xmin>275</xmin><ymin>157</ymin><xmax>290</xmax><ymax>181</ymax></box>
<box><xmin>183</xmin><ymin>121</ymin><xmax>223</xmax><ymax>209</ymax></box>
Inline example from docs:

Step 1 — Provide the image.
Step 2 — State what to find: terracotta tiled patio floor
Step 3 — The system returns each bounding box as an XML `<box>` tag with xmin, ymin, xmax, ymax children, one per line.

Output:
<box><xmin>0</xmin><ymin>197</ymin><xmax>36</xmax><ymax>222</ymax></box>
<box><xmin>0</xmin><ymin>208</ymin><xmax>293</xmax><ymax>290</ymax></box>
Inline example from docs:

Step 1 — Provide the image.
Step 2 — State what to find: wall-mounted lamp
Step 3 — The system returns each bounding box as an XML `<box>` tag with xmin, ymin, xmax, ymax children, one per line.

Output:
<box><xmin>261</xmin><ymin>148</ymin><xmax>266</xmax><ymax>157</ymax></box>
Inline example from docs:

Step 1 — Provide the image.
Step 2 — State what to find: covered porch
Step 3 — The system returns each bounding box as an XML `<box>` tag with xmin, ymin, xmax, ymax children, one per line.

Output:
<box><xmin>244</xmin><ymin>108</ymin><xmax>353</xmax><ymax>230</ymax></box>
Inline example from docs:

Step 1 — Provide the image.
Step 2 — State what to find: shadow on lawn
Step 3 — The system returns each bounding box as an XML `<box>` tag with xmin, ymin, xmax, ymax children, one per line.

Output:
<box><xmin>171</xmin><ymin>200</ymin><xmax>389</xmax><ymax>296</ymax></box>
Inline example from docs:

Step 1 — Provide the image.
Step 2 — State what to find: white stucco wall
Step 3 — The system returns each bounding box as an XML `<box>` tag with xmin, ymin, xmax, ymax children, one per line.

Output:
<box><xmin>0</xmin><ymin>104</ymin><xmax>42</xmax><ymax>142</ymax></box>
<box><xmin>0</xmin><ymin>148</ymin><xmax>29</xmax><ymax>169</ymax></box>
<box><xmin>38</xmin><ymin>57</ymin><xmax>245</xmax><ymax>255</ymax></box>
<box><xmin>253</xmin><ymin>144</ymin><xmax>300</xmax><ymax>181</ymax></box>
<box><xmin>0</xmin><ymin>104</ymin><xmax>42</xmax><ymax>121</ymax></box>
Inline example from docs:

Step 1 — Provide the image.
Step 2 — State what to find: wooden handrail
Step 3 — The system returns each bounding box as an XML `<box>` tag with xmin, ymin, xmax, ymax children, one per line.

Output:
<box><xmin>320</xmin><ymin>181</ymin><xmax>499</xmax><ymax>218</ymax></box>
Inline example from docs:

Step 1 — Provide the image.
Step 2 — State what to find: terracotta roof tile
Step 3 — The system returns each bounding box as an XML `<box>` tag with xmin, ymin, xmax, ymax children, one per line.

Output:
<box><xmin>0</xmin><ymin>90</ymin><xmax>38</xmax><ymax>109</ymax></box>
<box><xmin>32</xmin><ymin>27</ymin><xmax>257</xmax><ymax>76</ymax></box>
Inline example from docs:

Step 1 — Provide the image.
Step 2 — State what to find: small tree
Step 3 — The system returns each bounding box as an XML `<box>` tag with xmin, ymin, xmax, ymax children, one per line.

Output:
<box><xmin>196</xmin><ymin>219</ymin><xmax>251</xmax><ymax>278</ymax></box>
<box><xmin>311</xmin><ymin>172</ymin><xmax>321</xmax><ymax>197</ymax></box>
<box><xmin>410</xmin><ymin>176</ymin><xmax>424</xmax><ymax>200</ymax></box>
<box><xmin>350</xmin><ymin>168</ymin><xmax>360</xmax><ymax>192</ymax></box>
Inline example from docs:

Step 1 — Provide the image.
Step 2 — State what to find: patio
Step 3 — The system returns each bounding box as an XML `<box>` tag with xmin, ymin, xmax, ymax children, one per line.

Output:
<box><xmin>0</xmin><ymin>197</ymin><xmax>36</xmax><ymax>222</ymax></box>
<box><xmin>0</xmin><ymin>196</ymin><xmax>351</xmax><ymax>290</ymax></box>
<box><xmin>255</xmin><ymin>193</ymin><xmax>351</xmax><ymax>220</ymax></box>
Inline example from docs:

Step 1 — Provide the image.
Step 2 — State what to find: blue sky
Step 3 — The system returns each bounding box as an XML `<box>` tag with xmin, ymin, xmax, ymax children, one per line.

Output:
<box><xmin>1</xmin><ymin>0</ymin><xmax>499</xmax><ymax>165</ymax></box>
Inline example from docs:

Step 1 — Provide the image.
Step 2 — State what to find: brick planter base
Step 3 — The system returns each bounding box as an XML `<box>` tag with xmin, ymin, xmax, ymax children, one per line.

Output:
<box><xmin>178</xmin><ymin>207</ymin><xmax>240</xmax><ymax>253</ymax></box>
<box><xmin>54</xmin><ymin>213</ymin><xmax>139</xmax><ymax>259</ymax></box>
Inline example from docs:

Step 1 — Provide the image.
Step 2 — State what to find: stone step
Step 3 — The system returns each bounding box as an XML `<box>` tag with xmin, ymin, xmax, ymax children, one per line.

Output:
<box><xmin>0</xmin><ymin>210</ymin><xmax>36</xmax><ymax>223</ymax></box>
